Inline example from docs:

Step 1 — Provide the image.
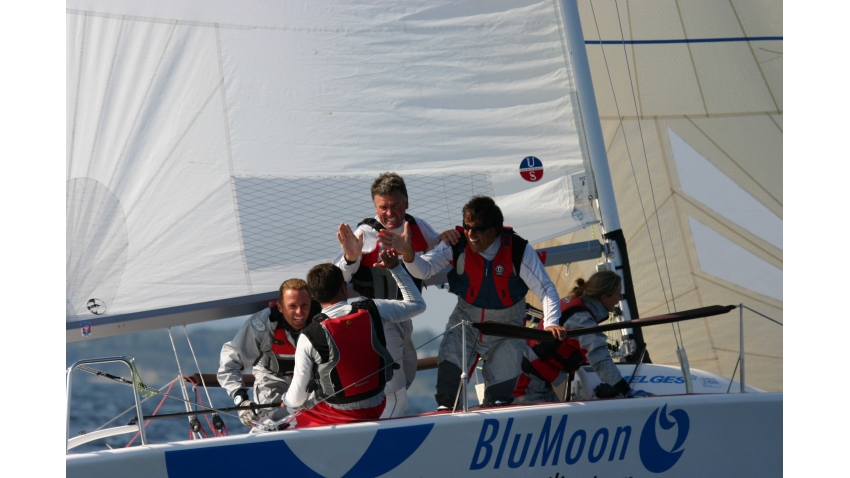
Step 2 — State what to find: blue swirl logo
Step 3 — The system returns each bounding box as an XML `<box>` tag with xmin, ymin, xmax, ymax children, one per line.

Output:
<box><xmin>639</xmin><ymin>404</ymin><xmax>689</xmax><ymax>473</ymax></box>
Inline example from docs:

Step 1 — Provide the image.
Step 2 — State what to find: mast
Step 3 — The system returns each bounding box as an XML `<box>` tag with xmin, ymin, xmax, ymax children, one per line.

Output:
<box><xmin>558</xmin><ymin>0</ymin><xmax>647</xmax><ymax>360</ymax></box>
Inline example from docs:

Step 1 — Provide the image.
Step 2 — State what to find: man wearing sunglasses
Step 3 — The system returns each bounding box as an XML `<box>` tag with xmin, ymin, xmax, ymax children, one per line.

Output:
<box><xmin>389</xmin><ymin>195</ymin><xmax>566</xmax><ymax>410</ymax></box>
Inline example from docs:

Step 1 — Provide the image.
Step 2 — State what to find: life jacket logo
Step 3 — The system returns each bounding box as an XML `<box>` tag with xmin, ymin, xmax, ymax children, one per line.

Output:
<box><xmin>495</xmin><ymin>264</ymin><xmax>505</xmax><ymax>276</ymax></box>
<box><xmin>80</xmin><ymin>322</ymin><xmax>92</xmax><ymax>337</ymax></box>
<box><xmin>639</xmin><ymin>404</ymin><xmax>690</xmax><ymax>473</ymax></box>
<box><xmin>519</xmin><ymin>156</ymin><xmax>544</xmax><ymax>182</ymax></box>
<box><xmin>562</xmin><ymin>297</ymin><xmax>571</xmax><ymax>304</ymax></box>
<box><xmin>251</xmin><ymin>317</ymin><xmax>267</xmax><ymax>332</ymax></box>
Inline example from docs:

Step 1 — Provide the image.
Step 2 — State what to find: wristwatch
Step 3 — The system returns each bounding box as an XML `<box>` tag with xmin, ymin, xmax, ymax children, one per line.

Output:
<box><xmin>234</xmin><ymin>395</ymin><xmax>245</xmax><ymax>406</ymax></box>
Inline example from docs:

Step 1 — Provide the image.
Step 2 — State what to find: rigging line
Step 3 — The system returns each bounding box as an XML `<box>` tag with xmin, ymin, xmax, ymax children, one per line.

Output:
<box><xmin>741</xmin><ymin>305</ymin><xmax>782</xmax><ymax>326</ymax></box>
<box><xmin>587</xmin><ymin>1</ymin><xmax>674</xmax><ymax>313</ymax></box>
<box><xmin>181</xmin><ymin>325</ymin><xmax>218</xmax><ymax>411</ymax></box>
<box><xmin>614</xmin><ymin>0</ymin><xmax>685</xmax><ymax>348</ymax></box>
<box><xmin>125</xmin><ymin>380</ymin><xmax>177</xmax><ymax>447</ymax></box>
<box><xmin>726</xmin><ymin>356</ymin><xmax>740</xmax><ymax>393</ymax></box>
<box><xmin>613</xmin><ymin>1</ymin><xmax>678</xmax><ymax>316</ymax></box>
<box><xmin>76</xmin><ymin>365</ymin><xmax>244</xmax><ymax>421</ymax></box>
<box><xmin>90</xmin><ymin>377</ymin><xmax>180</xmax><ymax>433</ymax></box>
<box><xmin>167</xmin><ymin>328</ymin><xmax>201</xmax><ymax>440</ymax></box>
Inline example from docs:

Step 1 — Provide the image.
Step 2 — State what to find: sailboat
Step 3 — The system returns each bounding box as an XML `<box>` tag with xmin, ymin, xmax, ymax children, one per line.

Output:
<box><xmin>66</xmin><ymin>0</ymin><xmax>782</xmax><ymax>476</ymax></box>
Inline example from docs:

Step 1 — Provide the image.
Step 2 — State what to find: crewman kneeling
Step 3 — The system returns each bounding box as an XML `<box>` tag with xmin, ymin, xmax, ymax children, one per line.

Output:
<box><xmin>282</xmin><ymin>249</ymin><xmax>425</xmax><ymax>428</ymax></box>
<box><xmin>514</xmin><ymin>271</ymin><xmax>654</xmax><ymax>403</ymax></box>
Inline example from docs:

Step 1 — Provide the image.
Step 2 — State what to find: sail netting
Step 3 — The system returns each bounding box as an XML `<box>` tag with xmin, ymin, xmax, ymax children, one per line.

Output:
<box><xmin>66</xmin><ymin>1</ymin><xmax>598</xmax><ymax>324</ymax></box>
<box><xmin>531</xmin><ymin>0</ymin><xmax>782</xmax><ymax>391</ymax></box>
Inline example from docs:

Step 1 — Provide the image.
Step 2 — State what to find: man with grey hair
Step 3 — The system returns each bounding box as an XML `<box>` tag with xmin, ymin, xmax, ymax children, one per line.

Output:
<box><xmin>334</xmin><ymin>172</ymin><xmax>441</xmax><ymax>418</ymax></box>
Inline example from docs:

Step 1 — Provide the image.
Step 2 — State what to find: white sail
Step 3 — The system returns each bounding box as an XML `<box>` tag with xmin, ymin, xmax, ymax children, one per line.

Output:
<box><xmin>66</xmin><ymin>0</ymin><xmax>600</xmax><ymax>324</ymax></box>
<box><xmin>534</xmin><ymin>0</ymin><xmax>782</xmax><ymax>391</ymax></box>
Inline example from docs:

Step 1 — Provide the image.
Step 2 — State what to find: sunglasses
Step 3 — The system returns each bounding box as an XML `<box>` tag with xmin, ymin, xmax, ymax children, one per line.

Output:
<box><xmin>462</xmin><ymin>223</ymin><xmax>490</xmax><ymax>234</ymax></box>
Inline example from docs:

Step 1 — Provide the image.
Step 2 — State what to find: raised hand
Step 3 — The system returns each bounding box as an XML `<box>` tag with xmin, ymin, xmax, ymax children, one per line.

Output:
<box><xmin>337</xmin><ymin>223</ymin><xmax>364</xmax><ymax>262</ymax></box>
<box><xmin>375</xmin><ymin>248</ymin><xmax>400</xmax><ymax>269</ymax></box>
<box><xmin>377</xmin><ymin>222</ymin><xmax>415</xmax><ymax>262</ymax></box>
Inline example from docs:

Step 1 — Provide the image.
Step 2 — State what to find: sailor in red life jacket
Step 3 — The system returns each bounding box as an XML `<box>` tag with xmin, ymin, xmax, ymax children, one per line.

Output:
<box><xmin>217</xmin><ymin>279</ymin><xmax>322</xmax><ymax>427</ymax></box>
<box><xmin>514</xmin><ymin>271</ymin><xmax>654</xmax><ymax>403</ymax></box>
<box><xmin>282</xmin><ymin>249</ymin><xmax>425</xmax><ymax>428</ymax></box>
<box><xmin>390</xmin><ymin>195</ymin><xmax>566</xmax><ymax>410</ymax></box>
<box><xmin>334</xmin><ymin>172</ymin><xmax>446</xmax><ymax>419</ymax></box>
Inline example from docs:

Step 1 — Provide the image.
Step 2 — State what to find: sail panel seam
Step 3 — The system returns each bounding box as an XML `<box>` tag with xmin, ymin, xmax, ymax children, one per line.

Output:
<box><xmin>85</xmin><ymin>82</ymin><xmax>225</xmax><ymax>285</ymax></box>
<box><xmin>600</xmin><ymin>111</ymin><xmax>782</xmax><ymax>121</ymax></box>
<box><xmin>693</xmin><ymin>273</ymin><xmax>782</xmax><ymax>309</ymax></box>
<box><xmin>585</xmin><ymin>36</ymin><xmax>782</xmax><ymax>45</ymax></box>
<box><xmin>124</xmin><ymin>180</ymin><xmax>232</xmax><ymax>265</ymax></box>
<box><xmin>684</xmin><ymin>116</ymin><xmax>782</xmax><ymax>209</ymax></box>
<box><xmin>674</xmin><ymin>0</ymin><xmax>709</xmax><ymax>118</ymax></box>
<box><xmin>214</xmin><ymin>23</ymin><xmax>253</xmax><ymax>293</ymax></box>
<box><xmin>107</xmin><ymin>20</ymin><xmax>180</xmax><ymax>192</ymax></box>
<box><xmin>652</xmin><ymin>118</ymin><xmax>706</xmax><ymax>317</ymax></box>
<box><xmin>727</xmin><ymin>0</ymin><xmax>782</xmax><ymax>114</ymax></box>
<box><xmin>69</xmin><ymin>16</ymin><xmax>126</xmax><ymax>286</ymax></box>
<box><xmin>68</xmin><ymin>9</ymin><xmax>559</xmax><ymax>35</ymax></box>
<box><xmin>67</xmin><ymin>13</ymin><xmax>87</xmax><ymax>184</ymax></box>
<box><xmin>673</xmin><ymin>191</ymin><xmax>782</xmax><ymax>264</ymax></box>
<box><xmin>712</xmin><ymin>347</ymin><xmax>782</xmax><ymax>360</ymax></box>
<box><xmin>119</xmin><ymin>250</ymin><xmax>245</xmax><ymax>300</ymax></box>
<box><xmin>74</xmin><ymin>21</ymin><xmax>182</xmax><ymax>305</ymax></box>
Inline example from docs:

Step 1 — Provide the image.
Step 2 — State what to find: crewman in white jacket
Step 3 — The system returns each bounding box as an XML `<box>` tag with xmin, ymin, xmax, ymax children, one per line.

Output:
<box><xmin>283</xmin><ymin>249</ymin><xmax>425</xmax><ymax>428</ymax></box>
<box><xmin>217</xmin><ymin>278</ymin><xmax>321</xmax><ymax>426</ymax></box>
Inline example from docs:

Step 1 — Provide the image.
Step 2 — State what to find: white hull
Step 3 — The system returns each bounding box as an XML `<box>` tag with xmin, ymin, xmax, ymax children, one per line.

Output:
<box><xmin>68</xmin><ymin>391</ymin><xmax>781</xmax><ymax>478</ymax></box>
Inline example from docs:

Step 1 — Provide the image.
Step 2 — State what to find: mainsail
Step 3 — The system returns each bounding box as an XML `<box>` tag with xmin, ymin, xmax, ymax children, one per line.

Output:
<box><xmin>67</xmin><ymin>1</ymin><xmax>598</xmax><ymax>329</ymax></box>
<box><xmin>66</xmin><ymin>0</ymin><xmax>782</xmax><ymax>393</ymax></box>
<box><xmin>532</xmin><ymin>0</ymin><xmax>782</xmax><ymax>391</ymax></box>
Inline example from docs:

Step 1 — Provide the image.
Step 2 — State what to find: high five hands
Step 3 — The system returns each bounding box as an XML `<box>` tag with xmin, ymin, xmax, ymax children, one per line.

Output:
<box><xmin>337</xmin><ymin>223</ymin><xmax>364</xmax><ymax>263</ymax></box>
<box><xmin>376</xmin><ymin>223</ymin><xmax>415</xmax><ymax>263</ymax></box>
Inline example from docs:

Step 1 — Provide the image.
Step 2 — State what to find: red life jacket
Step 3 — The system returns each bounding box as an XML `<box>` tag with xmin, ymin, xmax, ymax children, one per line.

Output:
<box><xmin>522</xmin><ymin>295</ymin><xmax>591</xmax><ymax>383</ymax></box>
<box><xmin>351</xmin><ymin>214</ymin><xmax>427</xmax><ymax>298</ymax></box>
<box><xmin>271</xmin><ymin>327</ymin><xmax>297</xmax><ymax>374</ymax></box>
<box><xmin>447</xmin><ymin>227</ymin><xmax>528</xmax><ymax>309</ymax></box>
<box><xmin>265</xmin><ymin>300</ymin><xmax>321</xmax><ymax>375</ymax></box>
<box><xmin>301</xmin><ymin>300</ymin><xmax>395</xmax><ymax>405</ymax></box>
